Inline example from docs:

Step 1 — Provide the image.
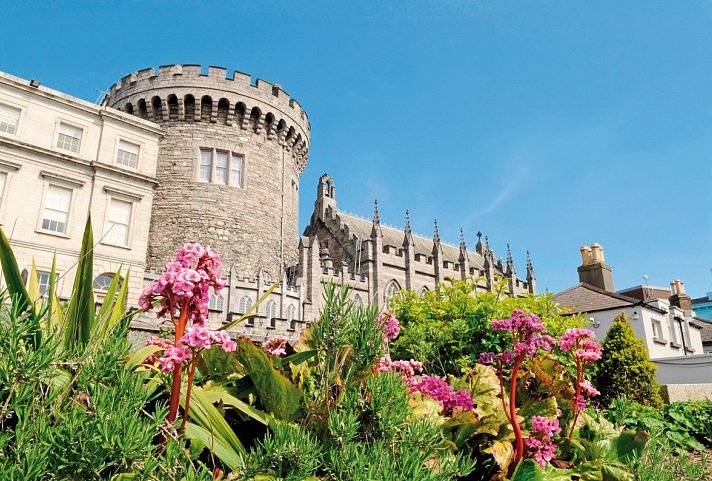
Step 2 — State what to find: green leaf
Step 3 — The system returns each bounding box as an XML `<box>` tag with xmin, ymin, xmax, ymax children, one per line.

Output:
<box><xmin>600</xmin><ymin>463</ymin><xmax>635</xmax><ymax>481</ymax></box>
<box><xmin>512</xmin><ymin>459</ymin><xmax>543</xmax><ymax>481</ymax></box>
<box><xmin>96</xmin><ymin>267</ymin><xmax>121</xmax><ymax>323</ymax></box>
<box><xmin>103</xmin><ymin>267</ymin><xmax>130</xmax><ymax>339</ymax></box>
<box><xmin>484</xmin><ymin>439</ymin><xmax>515</xmax><ymax>475</ymax></box>
<box><xmin>201</xmin><ymin>381</ymin><xmax>269</xmax><ymax>425</ymax></box>
<box><xmin>127</xmin><ymin>344</ymin><xmax>163</xmax><ymax>370</ymax></box>
<box><xmin>281</xmin><ymin>349</ymin><xmax>317</xmax><ymax>366</ymax></box>
<box><xmin>184</xmin><ymin>422</ymin><xmax>244</xmax><ymax>471</ymax></box>
<box><xmin>236</xmin><ymin>338</ymin><xmax>303</xmax><ymax>422</ymax></box>
<box><xmin>182</xmin><ymin>385</ymin><xmax>246</xmax><ymax>461</ymax></box>
<box><xmin>520</xmin><ymin>396</ymin><xmax>559</xmax><ymax>422</ymax></box>
<box><xmin>63</xmin><ymin>216</ymin><xmax>95</xmax><ymax>350</ymax></box>
<box><xmin>604</xmin><ymin>430</ymin><xmax>648</xmax><ymax>465</ymax></box>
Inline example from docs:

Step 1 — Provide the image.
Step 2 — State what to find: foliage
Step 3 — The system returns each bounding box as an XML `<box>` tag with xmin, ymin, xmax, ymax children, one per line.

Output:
<box><xmin>605</xmin><ymin>397</ymin><xmax>712</xmax><ymax>451</ymax></box>
<box><xmin>0</xmin><ymin>217</ymin><xmax>130</xmax><ymax>354</ymax></box>
<box><xmin>592</xmin><ymin>312</ymin><xmax>663</xmax><ymax>408</ymax></box>
<box><xmin>390</xmin><ymin>278</ymin><xmax>585</xmax><ymax>377</ymax></box>
<box><xmin>632</xmin><ymin>435</ymin><xmax>710</xmax><ymax>481</ymax></box>
<box><xmin>0</xmin><ymin>290</ymin><xmax>212</xmax><ymax>480</ymax></box>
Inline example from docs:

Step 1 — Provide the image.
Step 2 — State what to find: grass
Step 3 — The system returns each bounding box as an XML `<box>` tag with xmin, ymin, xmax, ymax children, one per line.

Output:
<box><xmin>633</xmin><ymin>434</ymin><xmax>710</xmax><ymax>481</ymax></box>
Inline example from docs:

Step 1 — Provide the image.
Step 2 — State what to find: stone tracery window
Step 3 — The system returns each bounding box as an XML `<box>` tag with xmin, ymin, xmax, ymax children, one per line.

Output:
<box><xmin>384</xmin><ymin>280</ymin><xmax>401</xmax><ymax>311</ymax></box>
<box><xmin>265</xmin><ymin>300</ymin><xmax>277</xmax><ymax>328</ymax></box>
<box><xmin>208</xmin><ymin>292</ymin><xmax>224</xmax><ymax>311</ymax></box>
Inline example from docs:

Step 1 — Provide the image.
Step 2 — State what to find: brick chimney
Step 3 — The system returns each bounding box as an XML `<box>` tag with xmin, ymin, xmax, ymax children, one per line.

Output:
<box><xmin>577</xmin><ymin>243</ymin><xmax>615</xmax><ymax>291</ymax></box>
<box><xmin>669</xmin><ymin>279</ymin><xmax>692</xmax><ymax>314</ymax></box>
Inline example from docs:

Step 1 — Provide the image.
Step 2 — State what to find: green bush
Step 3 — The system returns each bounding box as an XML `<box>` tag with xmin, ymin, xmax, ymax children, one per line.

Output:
<box><xmin>592</xmin><ymin>313</ymin><xmax>663</xmax><ymax>408</ymax></box>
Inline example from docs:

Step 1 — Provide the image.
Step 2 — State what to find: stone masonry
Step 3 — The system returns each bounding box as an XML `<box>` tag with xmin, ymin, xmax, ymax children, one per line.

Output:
<box><xmin>103</xmin><ymin>65</ymin><xmax>310</xmax><ymax>279</ymax></box>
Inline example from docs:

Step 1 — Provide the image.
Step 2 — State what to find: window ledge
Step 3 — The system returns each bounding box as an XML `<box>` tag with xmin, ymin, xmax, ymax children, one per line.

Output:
<box><xmin>208</xmin><ymin>308</ymin><xmax>223</xmax><ymax>313</ymax></box>
<box><xmin>265</xmin><ymin>325</ymin><xmax>276</xmax><ymax>330</ymax></box>
<box><xmin>35</xmin><ymin>228</ymin><xmax>70</xmax><ymax>239</ymax></box>
<box><xmin>653</xmin><ymin>338</ymin><xmax>667</xmax><ymax>345</ymax></box>
<box><xmin>99</xmin><ymin>240</ymin><xmax>132</xmax><ymax>250</ymax></box>
<box><xmin>670</xmin><ymin>341</ymin><xmax>681</xmax><ymax>348</ymax></box>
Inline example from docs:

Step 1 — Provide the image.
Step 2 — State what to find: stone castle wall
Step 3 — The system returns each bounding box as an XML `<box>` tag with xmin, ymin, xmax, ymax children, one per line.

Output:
<box><xmin>103</xmin><ymin>65</ymin><xmax>310</xmax><ymax>278</ymax></box>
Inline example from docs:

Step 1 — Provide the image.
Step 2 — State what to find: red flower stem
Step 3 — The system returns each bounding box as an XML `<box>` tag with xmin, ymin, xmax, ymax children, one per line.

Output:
<box><xmin>167</xmin><ymin>303</ymin><xmax>189</xmax><ymax>424</ymax></box>
<box><xmin>498</xmin><ymin>365</ymin><xmax>512</xmax><ymax>423</ymax></box>
<box><xmin>178</xmin><ymin>353</ymin><xmax>198</xmax><ymax>434</ymax></box>
<box><xmin>509</xmin><ymin>356</ymin><xmax>525</xmax><ymax>472</ymax></box>
<box><xmin>569</xmin><ymin>354</ymin><xmax>583</xmax><ymax>438</ymax></box>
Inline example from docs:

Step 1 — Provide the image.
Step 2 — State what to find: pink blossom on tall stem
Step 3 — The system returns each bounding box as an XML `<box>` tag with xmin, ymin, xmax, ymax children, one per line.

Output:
<box><xmin>558</xmin><ymin>328</ymin><xmax>601</xmax><ymax>437</ymax></box>
<box><xmin>139</xmin><ymin>243</ymin><xmax>232</xmax><ymax>433</ymax></box>
<box><xmin>375</xmin><ymin>311</ymin><xmax>400</xmax><ymax>342</ymax></box>
<box><xmin>262</xmin><ymin>336</ymin><xmax>288</xmax><ymax>357</ymax></box>
<box><xmin>410</xmin><ymin>375</ymin><xmax>474</xmax><ymax>412</ymax></box>
<box><xmin>478</xmin><ymin>309</ymin><xmax>555</xmax><ymax>475</ymax></box>
<box><xmin>377</xmin><ymin>354</ymin><xmax>423</xmax><ymax>386</ymax></box>
<box><xmin>525</xmin><ymin>416</ymin><xmax>561</xmax><ymax>469</ymax></box>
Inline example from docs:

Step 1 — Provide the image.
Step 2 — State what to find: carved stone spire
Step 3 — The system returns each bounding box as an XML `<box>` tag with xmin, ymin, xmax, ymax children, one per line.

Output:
<box><xmin>459</xmin><ymin>228</ymin><xmax>467</xmax><ymax>261</ymax></box>
<box><xmin>371</xmin><ymin>199</ymin><xmax>382</xmax><ymax>238</ymax></box>
<box><xmin>475</xmin><ymin>230</ymin><xmax>484</xmax><ymax>254</ymax></box>
<box><xmin>403</xmin><ymin>210</ymin><xmax>414</xmax><ymax>247</ymax></box>
<box><xmin>526</xmin><ymin>250</ymin><xmax>536</xmax><ymax>294</ymax></box>
<box><xmin>506</xmin><ymin>243</ymin><xmax>516</xmax><ymax>277</ymax></box>
<box><xmin>433</xmin><ymin>219</ymin><xmax>441</xmax><ymax>244</ymax></box>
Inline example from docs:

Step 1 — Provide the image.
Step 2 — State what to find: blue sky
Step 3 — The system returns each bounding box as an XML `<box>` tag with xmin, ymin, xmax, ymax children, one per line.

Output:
<box><xmin>2</xmin><ymin>1</ymin><xmax>711</xmax><ymax>296</ymax></box>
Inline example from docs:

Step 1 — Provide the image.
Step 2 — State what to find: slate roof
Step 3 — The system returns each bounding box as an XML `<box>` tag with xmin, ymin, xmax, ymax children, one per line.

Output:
<box><xmin>693</xmin><ymin>317</ymin><xmax>712</xmax><ymax>343</ymax></box>
<box><xmin>338</xmin><ymin>213</ymin><xmax>489</xmax><ymax>271</ymax></box>
<box><xmin>553</xmin><ymin>283</ymin><xmax>640</xmax><ymax>314</ymax></box>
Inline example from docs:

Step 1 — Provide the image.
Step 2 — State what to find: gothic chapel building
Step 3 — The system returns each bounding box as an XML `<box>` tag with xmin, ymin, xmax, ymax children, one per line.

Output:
<box><xmin>0</xmin><ymin>64</ymin><xmax>534</xmax><ymax>343</ymax></box>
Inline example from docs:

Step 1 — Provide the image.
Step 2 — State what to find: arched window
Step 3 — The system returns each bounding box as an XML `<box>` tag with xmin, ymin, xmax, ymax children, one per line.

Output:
<box><xmin>287</xmin><ymin>304</ymin><xmax>297</xmax><ymax>329</ymax></box>
<box><xmin>384</xmin><ymin>280</ymin><xmax>401</xmax><ymax>311</ymax></box>
<box><xmin>93</xmin><ymin>273</ymin><xmax>122</xmax><ymax>292</ymax></box>
<box><xmin>208</xmin><ymin>293</ymin><xmax>224</xmax><ymax>311</ymax></box>
<box><xmin>262</xmin><ymin>272</ymin><xmax>272</xmax><ymax>285</ymax></box>
<box><xmin>265</xmin><ymin>300</ymin><xmax>277</xmax><ymax>328</ymax></box>
<box><xmin>200</xmin><ymin>96</ymin><xmax>212</xmax><ymax>122</ymax></box>
<box><xmin>239</xmin><ymin>295</ymin><xmax>253</xmax><ymax>313</ymax></box>
<box><xmin>235</xmin><ymin>102</ymin><xmax>246</xmax><ymax>127</ymax></box>
<box><xmin>249</xmin><ymin>107</ymin><xmax>261</xmax><ymax>132</ymax></box>
<box><xmin>419</xmin><ymin>286</ymin><xmax>429</xmax><ymax>297</ymax></box>
<box><xmin>217</xmin><ymin>98</ymin><xmax>229</xmax><ymax>124</ymax></box>
<box><xmin>124</xmin><ymin>103</ymin><xmax>134</xmax><ymax>115</ymax></box>
<box><xmin>151</xmin><ymin>96</ymin><xmax>163</xmax><ymax>121</ymax></box>
<box><xmin>167</xmin><ymin>95</ymin><xmax>178</xmax><ymax>121</ymax></box>
<box><xmin>353</xmin><ymin>294</ymin><xmax>363</xmax><ymax>308</ymax></box>
<box><xmin>184</xmin><ymin>95</ymin><xmax>196</xmax><ymax>121</ymax></box>
<box><xmin>137</xmin><ymin>99</ymin><xmax>148</xmax><ymax>119</ymax></box>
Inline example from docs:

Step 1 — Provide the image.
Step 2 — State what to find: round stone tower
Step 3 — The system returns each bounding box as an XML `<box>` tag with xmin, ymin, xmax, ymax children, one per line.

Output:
<box><xmin>103</xmin><ymin>65</ymin><xmax>310</xmax><ymax>278</ymax></box>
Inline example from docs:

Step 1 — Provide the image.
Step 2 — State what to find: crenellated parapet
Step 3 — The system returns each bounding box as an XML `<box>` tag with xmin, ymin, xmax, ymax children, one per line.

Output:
<box><xmin>102</xmin><ymin>64</ymin><xmax>310</xmax><ymax>172</ymax></box>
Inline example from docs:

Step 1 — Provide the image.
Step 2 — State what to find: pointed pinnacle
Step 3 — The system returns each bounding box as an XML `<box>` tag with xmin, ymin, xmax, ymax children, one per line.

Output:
<box><xmin>373</xmin><ymin>199</ymin><xmax>380</xmax><ymax>224</ymax></box>
<box><xmin>459</xmin><ymin>228</ymin><xmax>466</xmax><ymax>249</ymax></box>
<box><xmin>433</xmin><ymin>219</ymin><xmax>441</xmax><ymax>243</ymax></box>
<box><xmin>405</xmin><ymin>210</ymin><xmax>411</xmax><ymax>233</ymax></box>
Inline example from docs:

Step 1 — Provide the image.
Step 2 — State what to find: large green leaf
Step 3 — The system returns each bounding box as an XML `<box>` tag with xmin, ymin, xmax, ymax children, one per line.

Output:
<box><xmin>63</xmin><ymin>216</ymin><xmax>95</xmax><ymax>350</ymax></box>
<box><xmin>182</xmin><ymin>385</ymin><xmax>246</xmax><ymax>461</ymax></box>
<box><xmin>603</xmin><ymin>430</ymin><xmax>648</xmax><ymax>465</ymax></box>
<box><xmin>201</xmin><ymin>381</ymin><xmax>268</xmax><ymax>425</ymax></box>
<box><xmin>184</xmin><ymin>422</ymin><xmax>244</xmax><ymax>471</ymax></box>
<box><xmin>543</xmin><ymin>462</ymin><xmax>603</xmax><ymax>481</ymax></box>
<box><xmin>511</xmin><ymin>459</ymin><xmax>543</xmax><ymax>481</ymax></box>
<box><xmin>236</xmin><ymin>338</ymin><xmax>303</xmax><ymax>422</ymax></box>
<box><xmin>0</xmin><ymin>226</ymin><xmax>39</xmax><ymax>346</ymax></box>
<box><xmin>520</xmin><ymin>396</ymin><xmax>559</xmax><ymax>423</ymax></box>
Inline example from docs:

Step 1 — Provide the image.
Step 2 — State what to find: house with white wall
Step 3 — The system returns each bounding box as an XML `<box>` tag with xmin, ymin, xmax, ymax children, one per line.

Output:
<box><xmin>553</xmin><ymin>244</ymin><xmax>712</xmax><ymax>398</ymax></box>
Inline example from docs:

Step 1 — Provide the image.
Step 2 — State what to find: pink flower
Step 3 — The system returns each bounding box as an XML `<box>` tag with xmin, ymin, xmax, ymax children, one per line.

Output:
<box><xmin>526</xmin><ymin>416</ymin><xmax>561</xmax><ymax>468</ymax></box>
<box><xmin>410</xmin><ymin>375</ymin><xmax>473</xmax><ymax>412</ymax></box>
<box><xmin>580</xmin><ymin>380</ymin><xmax>600</xmax><ymax>397</ymax></box>
<box><xmin>262</xmin><ymin>336</ymin><xmax>288</xmax><ymax>356</ymax></box>
<box><xmin>375</xmin><ymin>312</ymin><xmax>400</xmax><ymax>341</ymax></box>
<box><xmin>377</xmin><ymin>354</ymin><xmax>423</xmax><ymax>385</ymax></box>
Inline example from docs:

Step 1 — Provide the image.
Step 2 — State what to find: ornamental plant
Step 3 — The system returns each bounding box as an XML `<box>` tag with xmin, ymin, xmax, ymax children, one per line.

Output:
<box><xmin>139</xmin><ymin>243</ymin><xmax>237</xmax><ymax>430</ymax></box>
<box><xmin>592</xmin><ymin>312</ymin><xmax>663</xmax><ymax>408</ymax></box>
<box><xmin>479</xmin><ymin>309</ymin><xmax>556</xmax><ymax>472</ymax></box>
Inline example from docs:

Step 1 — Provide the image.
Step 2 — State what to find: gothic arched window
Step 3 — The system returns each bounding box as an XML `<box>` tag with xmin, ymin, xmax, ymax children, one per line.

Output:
<box><xmin>208</xmin><ymin>293</ymin><xmax>224</xmax><ymax>311</ymax></box>
<box><xmin>419</xmin><ymin>286</ymin><xmax>429</xmax><ymax>297</ymax></box>
<box><xmin>384</xmin><ymin>280</ymin><xmax>401</xmax><ymax>311</ymax></box>
<box><xmin>93</xmin><ymin>273</ymin><xmax>121</xmax><ymax>292</ymax></box>
<box><xmin>239</xmin><ymin>295</ymin><xmax>252</xmax><ymax>314</ymax></box>
<box><xmin>265</xmin><ymin>300</ymin><xmax>277</xmax><ymax>328</ymax></box>
<box><xmin>353</xmin><ymin>294</ymin><xmax>363</xmax><ymax>308</ymax></box>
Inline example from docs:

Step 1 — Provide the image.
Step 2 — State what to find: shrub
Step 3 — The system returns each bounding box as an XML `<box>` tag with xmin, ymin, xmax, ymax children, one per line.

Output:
<box><xmin>593</xmin><ymin>313</ymin><xmax>663</xmax><ymax>408</ymax></box>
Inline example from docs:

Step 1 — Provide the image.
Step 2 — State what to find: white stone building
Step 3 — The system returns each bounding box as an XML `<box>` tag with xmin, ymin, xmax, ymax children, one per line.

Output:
<box><xmin>0</xmin><ymin>72</ymin><xmax>162</xmax><ymax>305</ymax></box>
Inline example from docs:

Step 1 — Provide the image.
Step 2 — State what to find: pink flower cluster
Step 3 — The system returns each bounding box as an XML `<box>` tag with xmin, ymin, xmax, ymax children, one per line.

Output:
<box><xmin>559</xmin><ymin>328</ymin><xmax>602</xmax><ymax>363</ymax></box>
<box><xmin>525</xmin><ymin>416</ymin><xmax>561</xmax><ymax>468</ymax></box>
<box><xmin>262</xmin><ymin>336</ymin><xmax>288</xmax><ymax>357</ymax></box>
<box><xmin>145</xmin><ymin>326</ymin><xmax>236</xmax><ymax>373</ymax></box>
<box><xmin>139</xmin><ymin>243</ymin><xmax>225</xmax><ymax>325</ymax></box>
<box><xmin>410</xmin><ymin>375</ymin><xmax>474</xmax><ymax>412</ymax></box>
<box><xmin>479</xmin><ymin>310</ymin><xmax>555</xmax><ymax>366</ymax></box>
<box><xmin>377</xmin><ymin>354</ymin><xmax>423</xmax><ymax>384</ymax></box>
<box><xmin>375</xmin><ymin>311</ymin><xmax>400</xmax><ymax>342</ymax></box>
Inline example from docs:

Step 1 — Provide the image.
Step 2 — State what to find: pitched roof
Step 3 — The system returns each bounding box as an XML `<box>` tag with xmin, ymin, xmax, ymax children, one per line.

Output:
<box><xmin>693</xmin><ymin>317</ymin><xmax>712</xmax><ymax>343</ymax></box>
<box><xmin>553</xmin><ymin>283</ymin><xmax>640</xmax><ymax>314</ymax></box>
<box><xmin>338</xmin><ymin>213</ymin><xmax>489</xmax><ymax>270</ymax></box>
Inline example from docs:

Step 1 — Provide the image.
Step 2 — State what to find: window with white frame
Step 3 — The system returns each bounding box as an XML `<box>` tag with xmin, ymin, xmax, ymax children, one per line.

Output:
<box><xmin>199</xmin><ymin>149</ymin><xmax>212</xmax><ymax>181</ymax></box>
<box><xmin>209</xmin><ymin>292</ymin><xmax>224</xmax><ymax>311</ymax></box>
<box><xmin>239</xmin><ymin>295</ymin><xmax>253</xmax><ymax>314</ymax></box>
<box><xmin>56</xmin><ymin>123</ymin><xmax>83</xmax><ymax>153</ymax></box>
<box><xmin>198</xmin><ymin>148</ymin><xmax>244</xmax><ymax>187</ymax></box>
<box><xmin>93</xmin><ymin>273</ymin><xmax>121</xmax><ymax>292</ymax></box>
<box><xmin>116</xmin><ymin>140</ymin><xmax>140</xmax><ymax>168</ymax></box>
<box><xmin>651</xmin><ymin>318</ymin><xmax>664</xmax><ymax>340</ymax></box>
<box><xmin>0</xmin><ymin>103</ymin><xmax>20</xmax><ymax>135</ymax></box>
<box><xmin>41</xmin><ymin>184</ymin><xmax>72</xmax><ymax>233</ymax></box>
<box><xmin>104</xmin><ymin>197</ymin><xmax>132</xmax><ymax>245</ymax></box>
<box><xmin>215</xmin><ymin>151</ymin><xmax>228</xmax><ymax>185</ymax></box>
<box><xmin>37</xmin><ymin>270</ymin><xmax>51</xmax><ymax>295</ymax></box>
<box><xmin>265</xmin><ymin>300</ymin><xmax>277</xmax><ymax>327</ymax></box>
<box><xmin>231</xmin><ymin>154</ymin><xmax>243</xmax><ymax>187</ymax></box>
